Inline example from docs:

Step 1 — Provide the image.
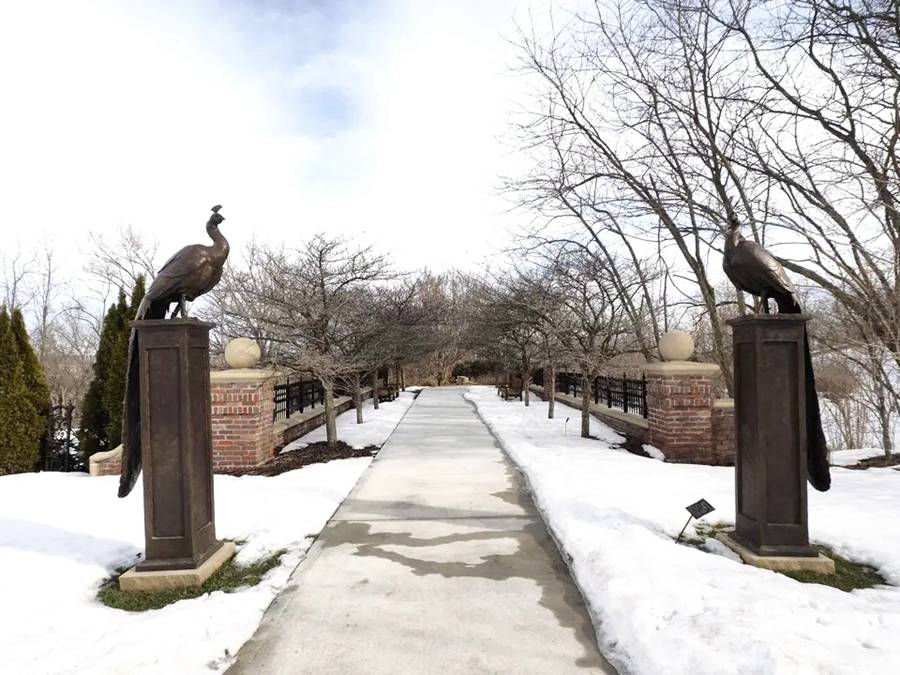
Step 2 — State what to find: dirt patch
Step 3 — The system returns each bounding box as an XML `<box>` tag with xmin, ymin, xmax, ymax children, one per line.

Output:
<box><xmin>223</xmin><ymin>441</ymin><xmax>380</xmax><ymax>477</ymax></box>
<box><xmin>617</xmin><ymin>434</ymin><xmax>651</xmax><ymax>457</ymax></box>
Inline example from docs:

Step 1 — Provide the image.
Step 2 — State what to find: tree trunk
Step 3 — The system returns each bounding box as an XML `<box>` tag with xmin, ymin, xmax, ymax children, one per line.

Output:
<box><xmin>354</xmin><ymin>372</ymin><xmax>364</xmax><ymax>424</ymax></box>
<box><xmin>323</xmin><ymin>381</ymin><xmax>338</xmax><ymax>450</ymax></box>
<box><xmin>547</xmin><ymin>365</ymin><xmax>555</xmax><ymax>419</ymax></box>
<box><xmin>400</xmin><ymin>365</ymin><xmax>406</xmax><ymax>391</ymax></box>
<box><xmin>581</xmin><ymin>373</ymin><xmax>591</xmax><ymax>438</ymax></box>
<box><xmin>523</xmin><ymin>369</ymin><xmax>530</xmax><ymax>407</ymax></box>
<box><xmin>371</xmin><ymin>370</ymin><xmax>380</xmax><ymax>410</ymax></box>
<box><xmin>877</xmin><ymin>383</ymin><xmax>893</xmax><ymax>459</ymax></box>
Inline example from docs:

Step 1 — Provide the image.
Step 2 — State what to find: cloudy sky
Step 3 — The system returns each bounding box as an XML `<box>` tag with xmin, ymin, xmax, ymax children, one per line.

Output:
<box><xmin>0</xmin><ymin>0</ymin><xmax>549</xmax><ymax>278</ymax></box>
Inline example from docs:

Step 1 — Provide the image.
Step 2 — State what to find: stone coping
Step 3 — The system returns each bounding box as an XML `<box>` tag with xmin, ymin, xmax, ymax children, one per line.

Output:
<box><xmin>119</xmin><ymin>541</ymin><xmax>236</xmax><ymax>591</ymax></box>
<box><xmin>727</xmin><ymin>313</ymin><xmax>810</xmax><ymax>326</ymax></box>
<box><xmin>210</xmin><ymin>368</ymin><xmax>281</xmax><ymax>384</ymax></box>
<box><xmin>529</xmin><ymin>386</ymin><xmax>650</xmax><ymax>429</ymax></box>
<box><xmin>717</xmin><ymin>532</ymin><xmax>835</xmax><ymax>575</ymax></box>
<box><xmin>88</xmin><ymin>444</ymin><xmax>123</xmax><ymax>476</ymax></box>
<box><xmin>713</xmin><ymin>398</ymin><xmax>735</xmax><ymax>409</ymax></box>
<box><xmin>642</xmin><ymin>361</ymin><xmax>721</xmax><ymax>377</ymax></box>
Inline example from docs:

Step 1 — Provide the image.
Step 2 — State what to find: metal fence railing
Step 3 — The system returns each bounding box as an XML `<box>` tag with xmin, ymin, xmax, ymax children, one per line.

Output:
<box><xmin>42</xmin><ymin>403</ymin><xmax>82</xmax><ymax>472</ymax></box>
<box><xmin>273</xmin><ymin>378</ymin><xmax>324</xmax><ymax>421</ymax></box>
<box><xmin>556</xmin><ymin>372</ymin><xmax>648</xmax><ymax>418</ymax></box>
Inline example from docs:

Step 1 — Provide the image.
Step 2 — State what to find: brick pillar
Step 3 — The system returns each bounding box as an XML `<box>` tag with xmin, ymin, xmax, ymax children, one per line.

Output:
<box><xmin>711</xmin><ymin>400</ymin><xmax>736</xmax><ymax>465</ymax></box>
<box><xmin>210</xmin><ymin>369</ymin><xmax>278</xmax><ymax>472</ymax></box>
<box><xmin>643</xmin><ymin>361</ymin><xmax>722</xmax><ymax>464</ymax></box>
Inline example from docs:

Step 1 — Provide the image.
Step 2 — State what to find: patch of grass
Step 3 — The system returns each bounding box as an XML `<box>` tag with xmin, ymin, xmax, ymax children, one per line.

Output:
<box><xmin>676</xmin><ymin>525</ymin><xmax>888</xmax><ymax>593</ymax></box>
<box><xmin>98</xmin><ymin>549</ymin><xmax>286</xmax><ymax>612</ymax></box>
<box><xmin>784</xmin><ymin>546</ymin><xmax>886</xmax><ymax>592</ymax></box>
<box><xmin>675</xmin><ymin>520</ymin><xmax>731</xmax><ymax>548</ymax></box>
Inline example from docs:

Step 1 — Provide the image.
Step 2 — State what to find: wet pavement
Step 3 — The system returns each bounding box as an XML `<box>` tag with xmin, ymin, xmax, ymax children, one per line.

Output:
<box><xmin>228</xmin><ymin>387</ymin><xmax>616</xmax><ymax>674</ymax></box>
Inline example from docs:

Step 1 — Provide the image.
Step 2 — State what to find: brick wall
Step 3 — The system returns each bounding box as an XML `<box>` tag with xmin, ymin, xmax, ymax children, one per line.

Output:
<box><xmin>643</xmin><ymin>362</ymin><xmax>734</xmax><ymax>465</ymax></box>
<box><xmin>711</xmin><ymin>403</ymin><xmax>736</xmax><ymax>466</ymax></box>
<box><xmin>210</xmin><ymin>372</ymin><xmax>276</xmax><ymax>472</ymax></box>
<box><xmin>90</xmin><ymin>371</ymin><xmax>374</xmax><ymax>476</ymax></box>
<box><xmin>646</xmin><ymin>371</ymin><xmax>715</xmax><ymax>463</ymax></box>
<box><xmin>91</xmin><ymin>450</ymin><xmax>122</xmax><ymax>476</ymax></box>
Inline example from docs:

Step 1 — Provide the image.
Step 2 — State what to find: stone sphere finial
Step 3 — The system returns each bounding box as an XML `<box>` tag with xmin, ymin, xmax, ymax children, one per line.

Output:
<box><xmin>658</xmin><ymin>330</ymin><xmax>694</xmax><ymax>362</ymax></box>
<box><xmin>224</xmin><ymin>337</ymin><xmax>261</xmax><ymax>369</ymax></box>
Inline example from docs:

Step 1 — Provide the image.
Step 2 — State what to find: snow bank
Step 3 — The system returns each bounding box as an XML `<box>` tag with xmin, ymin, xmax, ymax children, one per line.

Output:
<box><xmin>0</xmin><ymin>458</ymin><xmax>371</xmax><ymax>674</ymax></box>
<box><xmin>830</xmin><ymin>447</ymin><xmax>890</xmax><ymax>466</ymax></box>
<box><xmin>466</xmin><ymin>385</ymin><xmax>900</xmax><ymax>675</ymax></box>
<box><xmin>283</xmin><ymin>390</ymin><xmax>417</xmax><ymax>452</ymax></box>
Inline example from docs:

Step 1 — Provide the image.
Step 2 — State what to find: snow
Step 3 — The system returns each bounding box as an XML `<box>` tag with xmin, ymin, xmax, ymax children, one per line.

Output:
<box><xmin>0</xmin><ymin>458</ymin><xmax>370</xmax><ymax>675</ymax></box>
<box><xmin>830</xmin><ymin>447</ymin><xmax>890</xmax><ymax>466</ymax></box>
<box><xmin>642</xmin><ymin>444</ymin><xmax>665</xmax><ymax>461</ymax></box>
<box><xmin>282</xmin><ymin>390</ymin><xmax>418</xmax><ymax>452</ymax></box>
<box><xmin>466</xmin><ymin>385</ymin><xmax>900</xmax><ymax>675</ymax></box>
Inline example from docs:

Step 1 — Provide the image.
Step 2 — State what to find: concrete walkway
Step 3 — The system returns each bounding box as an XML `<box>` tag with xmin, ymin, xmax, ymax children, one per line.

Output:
<box><xmin>229</xmin><ymin>387</ymin><xmax>615</xmax><ymax>674</ymax></box>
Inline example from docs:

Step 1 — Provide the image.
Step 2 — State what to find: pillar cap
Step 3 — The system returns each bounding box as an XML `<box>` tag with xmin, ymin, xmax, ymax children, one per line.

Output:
<box><xmin>224</xmin><ymin>337</ymin><xmax>262</xmax><ymax>368</ymax></box>
<box><xmin>643</xmin><ymin>361</ymin><xmax>721</xmax><ymax>376</ymax></box>
<box><xmin>659</xmin><ymin>330</ymin><xmax>694</xmax><ymax>361</ymax></box>
<box><xmin>727</xmin><ymin>313</ymin><xmax>810</xmax><ymax>326</ymax></box>
<box><xmin>211</xmin><ymin>368</ymin><xmax>280</xmax><ymax>384</ymax></box>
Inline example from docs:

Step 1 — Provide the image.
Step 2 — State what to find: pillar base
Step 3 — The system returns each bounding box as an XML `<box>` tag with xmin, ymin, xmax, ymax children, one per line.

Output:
<box><xmin>119</xmin><ymin>541</ymin><xmax>235</xmax><ymax>592</ymax></box>
<box><xmin>717</xmin><ymin>532</ymin><xmax>834</xmax><ymax>575</ymax></box>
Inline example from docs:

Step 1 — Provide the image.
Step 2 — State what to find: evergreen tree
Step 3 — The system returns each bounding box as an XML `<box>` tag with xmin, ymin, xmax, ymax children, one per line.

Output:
<box><xmin>10</xmin><ymin>308</ymin><xmax>51</xmax><ymax>470</ymax></box>
<box><xmin>130</xmin><ymin>275</ymin><xmax>146</xmax><ymax>316</ymax></box>
<box><xmin>78</xmin><ymin>299</ymin><xmax>121</xmax><ymax>460</ymax></box>
<box><xmin>0</xmin><ymin>307</ymin><xmax>43</xmax><ymax>475</ymax></box>
<box><xmin>78</xmin><ymin>276</ymin><xmax>146</xmax><ymax>463</ymax></box>
<box><xmin>102</xmin><ymin>289</ymin><xmax>129</xmax><ymax>449</ymax></box>
<box><xmin>10</xmin><ymin>308</ymin><xmax>50</xmax><ymax>413</ymax></box>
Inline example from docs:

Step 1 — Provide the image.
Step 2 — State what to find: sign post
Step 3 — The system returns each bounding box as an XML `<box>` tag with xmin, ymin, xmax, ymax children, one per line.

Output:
<box><xmin>676</xmin><ymin>498</ymin><xmax>715</xmax><ymax>542</ymax></box>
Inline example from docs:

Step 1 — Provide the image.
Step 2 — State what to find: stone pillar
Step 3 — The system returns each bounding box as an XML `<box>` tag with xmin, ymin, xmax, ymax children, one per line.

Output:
<box><xmin>718</xmin><ymin>315</ymin><xmax>834</xmax><ymax>573</ymax></box>
<box><xmin>728</xmin><ymin>315</ymin><xmax>812</xmax><ymax>554</ymax></box>
<box><xmin>209</xmin><ymin>338</ymin><xmax>278</xmax><ymax>472</ymax></box>
<box><xmin>119</xmin><ymin>319</ymin><xmax>233</xmax><ymax>590</ymax></box>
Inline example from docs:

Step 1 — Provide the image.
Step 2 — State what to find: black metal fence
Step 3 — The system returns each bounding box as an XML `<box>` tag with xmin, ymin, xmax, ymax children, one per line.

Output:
<box><xmin>42</xmin><ymin>403</ymin><xmax>82</xmax><ymax>472</ymax></box>
<box><xmin>273</xmin><ymin>378</ymin><xmax>325</xmax><ymax>421</ymax></box>
<box><xmin>556</xmin><ymin>372</ymin><xmax>648</xmax><ymax>418</ymax></box>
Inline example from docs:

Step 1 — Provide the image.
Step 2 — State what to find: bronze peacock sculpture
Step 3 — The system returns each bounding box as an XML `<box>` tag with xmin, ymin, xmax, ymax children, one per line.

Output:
<box><xmin>118</xmin><ymin>205</ymin><xmax>230</xmax><ymax>498</ymax></box>
<box><xmin>722</xmin><ymin>216</ymin><xmax>830</xmax><ymax>492</ymax></box>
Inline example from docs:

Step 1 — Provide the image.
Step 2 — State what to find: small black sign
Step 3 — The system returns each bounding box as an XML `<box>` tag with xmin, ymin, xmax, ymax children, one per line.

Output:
<box><xmin>686</xmin><ymin>499</ymin><xmax>715</xmax><ymax>520</ymax></box>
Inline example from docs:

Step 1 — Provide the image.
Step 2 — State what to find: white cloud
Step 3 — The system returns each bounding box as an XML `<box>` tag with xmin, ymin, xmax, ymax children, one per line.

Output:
<box><xmin>0</xmin><ymin>0</ymin><xmax>545</xmax><ymax>279</ymax></box>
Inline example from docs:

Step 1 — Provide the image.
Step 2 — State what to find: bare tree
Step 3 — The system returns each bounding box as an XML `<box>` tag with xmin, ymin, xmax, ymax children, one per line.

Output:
<box><xmin>414</xmin><ymin>272</ymin><xmax>473</xmax><ymax>386</ymax></box>
<box><xmin>201</xmin><ymin>241</ymin><xmax>283</xmax><ymax>361</ymax></box>
<box><xmin>511</xmin><ymin>0</ymin><xmax>771</xmax><ymax>391</ymax></box>
<box><xmin>1</xmin><ymin>247</ymin><xmax>36</xmax><ymax>310</ymax></box>
<box><xmin>478</xmin><ymin>267</ymin><xmax>565</xmax><ymax>412</ymax></box>
<box><xmin>714</xmin><ymin>0</ymin><xmax>900</xmax><ymax>373</ymax></box>
<box><xmin>85</xmin><ymin>225</ymin><xmax>158</xmax><ymax>292</ymax></box>
<box><xmin>510</xmin><ymin>0</ymin><xmax>898</xmax><ymax>452</ymax></box>
<box><xmin>225</xmin><ymin>235</ymin><xmax>392</xmax><ymax>450</ymax></box>
<box><xmin>549</xmin><ymin>247</ymin><xmax>630</xmax><ymax>437</ymax></box>
<box><xmin>31</xmin><ymin>243</ymin><xmax>61</xmax><ymax>362</ymax></box>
